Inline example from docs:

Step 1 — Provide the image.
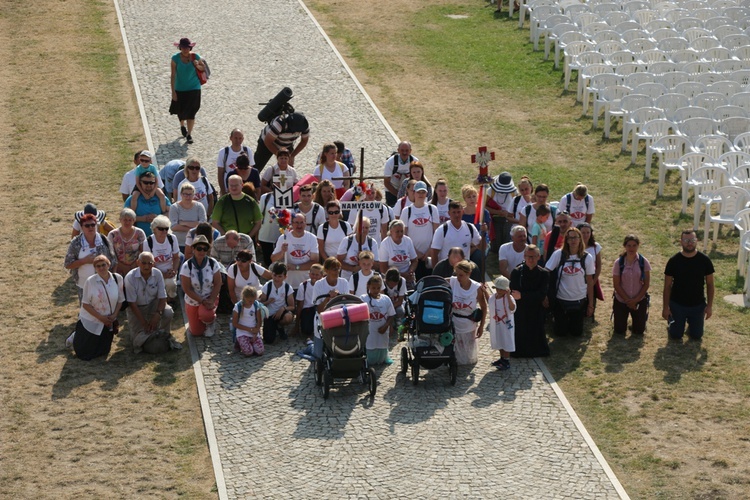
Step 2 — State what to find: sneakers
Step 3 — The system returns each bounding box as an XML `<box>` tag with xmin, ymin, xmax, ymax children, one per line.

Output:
<box><xmin>493</xmin><ymin>358</ymin><xmax>510</xmax><ymax>371</ymax></box>
<box><xmin>66</xmin><ymin>331</ymin><xmax>75</xmax><ymax>348</ymax></box>
<box><xmin>204</xmin><ymin>322</ymin><xmax>217</xmax><ymax>338</ymax></box>
<box><xmin>186</xmin><ymin>134</ymin><xmax>193</xmax><ymax>144</ymax></box>
<box><xmin>180</xmin><ymin>125</ymin><xmax>188</xmax><ymax>138</ymax></box>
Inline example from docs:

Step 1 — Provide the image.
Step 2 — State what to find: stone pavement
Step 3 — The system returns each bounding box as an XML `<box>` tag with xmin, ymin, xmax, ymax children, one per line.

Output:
<box><xmin>117</xmin><ymin>0</ymin><xmax>627</xmax><ymax>497</ymax></box>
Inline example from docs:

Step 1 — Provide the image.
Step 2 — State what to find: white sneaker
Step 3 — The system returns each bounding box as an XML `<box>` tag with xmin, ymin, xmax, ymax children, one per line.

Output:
<box><xmin>66</xmin><ymin>331</ymin><xmax>75</xmax><ymax>348</ymax></box>
<box><xmin>204</xmin><ymin>322</ymin><xmax>216</xmax><ymax>338</ymax></box>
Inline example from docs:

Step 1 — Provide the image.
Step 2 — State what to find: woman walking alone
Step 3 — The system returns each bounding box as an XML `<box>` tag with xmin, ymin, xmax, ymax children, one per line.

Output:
<box><xmin>170</xmin><ymin>37</ymin><xmax>205</xmax><ymax>145</ymax></box>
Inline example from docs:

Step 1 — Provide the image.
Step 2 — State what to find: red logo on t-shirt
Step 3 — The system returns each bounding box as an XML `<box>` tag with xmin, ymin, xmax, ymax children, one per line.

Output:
<box><xmin>411</xmin><ymin>217</ymin><xmax>430</xmax><ymax>226</ymax></box>
<box><xmin>453</xmin><ymin>302</ymin><xmax>472</xmax><ymax>311</ymax></box>
<box><xmin>370</xmin><ymin>311</ymin><xmax>386</xmax><ymax>320</ymax></box>
<box><xmin>563</xmin><ymin>263</ymin><xmax>582</xmax><ymax>275</ymax></box>
<box><xmin>391</xmin><ymin>254</ymin><xmax>410</xmax><ymax>262</ymax></box>
<box><xmin>570</xmin><ymin>211</ymin><xmax>586</xmax><ymax>220</ymax></box>
<box><xmin>290</xmin><ymin>249</ymin><xmax>309</xmax><ymax>258</ymax></box>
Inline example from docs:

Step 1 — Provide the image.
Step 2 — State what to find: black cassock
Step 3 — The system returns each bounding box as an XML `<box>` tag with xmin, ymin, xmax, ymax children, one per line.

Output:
<box><xmin>509</xmin><ymin>264</ymin><xmax>549</xmax><ymax>358</ymax></box>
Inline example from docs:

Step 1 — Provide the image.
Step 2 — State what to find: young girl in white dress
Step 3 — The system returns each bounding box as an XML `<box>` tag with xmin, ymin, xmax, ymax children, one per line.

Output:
<box><xmin>489</xmin><ymin>276</ymin><xmax>518</xmax><ymax>371</ymax></box>
<box><xmin>362</xmin><ymin>275</ymin><xmax>396</xmax><ymax>366</ymax></box>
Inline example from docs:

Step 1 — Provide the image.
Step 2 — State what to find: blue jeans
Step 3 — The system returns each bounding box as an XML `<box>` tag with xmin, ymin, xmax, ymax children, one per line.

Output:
<box><xmin>668</xmin><ymin>301</ymin><xmax>706</xmax><ymax>340</ymax></box>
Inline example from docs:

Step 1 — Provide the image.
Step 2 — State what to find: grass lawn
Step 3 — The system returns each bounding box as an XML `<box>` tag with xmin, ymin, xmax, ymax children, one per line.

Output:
<box><xmin>309</xmin><ymin>0</ymin><xmax>750</xmax><ymax>497</ymax></box>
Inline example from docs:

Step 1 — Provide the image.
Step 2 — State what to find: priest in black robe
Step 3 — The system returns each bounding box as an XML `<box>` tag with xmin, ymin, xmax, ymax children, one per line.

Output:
<box><xmin>509</xmin><ymin>245</ymin><xmax>550</xmax><ymax>357</ymax></box>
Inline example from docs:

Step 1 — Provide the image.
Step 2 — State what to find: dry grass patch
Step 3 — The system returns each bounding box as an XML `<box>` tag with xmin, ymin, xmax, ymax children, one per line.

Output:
<box><xmin>0</xmin><ymin>0</ymin><xmax>212</xmax><ymax>497</ymax></box>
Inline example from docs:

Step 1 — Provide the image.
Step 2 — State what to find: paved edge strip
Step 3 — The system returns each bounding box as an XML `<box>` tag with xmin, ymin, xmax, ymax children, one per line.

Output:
<box><xmin>111</xmin><ymin>0</ymin><xmax>155</xmax><ymax>156</ymax></box>
<box><xmin>296</xmin><ymin>0</ymin><xmax>401</xmax><ymax>145</ymax></box>
<box><xmin>535</xmin><ymin>358</ymin><xmax>631</xmax><ymax>500</ymax></box>
<box><xmin>112</xmin><ymin>1</ymin><xmax>228</xmax><ymax>498</ymax></box>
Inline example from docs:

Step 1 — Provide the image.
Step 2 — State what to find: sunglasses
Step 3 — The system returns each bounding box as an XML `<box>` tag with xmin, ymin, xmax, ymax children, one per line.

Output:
<box><xmin>156</xmin><ymin>227</ymin><xmax>169</xmax><ymax>231</ymax></box>
<box><xmin>83</xmin><ymin>223</ymin><xmax>97</xmax><ymax>228</ymax></box>
<box><xmin>187</xmin><ymin>166</ymin><xmax>201</xmax><ymax>171</ymax></box>
<box><xmin>141</xmin><ymin>180</ymin><xmax>156</xmax><ymax>185</ymax></box>
<box><xmin>139</xmin><ymin>158</ymin><xmax>151</xmax><ymax>163</ymax></box>
<box><xmin>328</xmin><ymin>211</ymin><xmax>340</xmax><ymax>215</ymax></box>
<box><xmin>194</xmin><ymin>246</ymin><xmax>209</xmax><ymax>252</ymax></box>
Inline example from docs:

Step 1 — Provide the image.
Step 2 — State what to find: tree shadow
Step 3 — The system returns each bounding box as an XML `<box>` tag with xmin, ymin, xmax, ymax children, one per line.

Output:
<box><xmin>653</xmin><ymin>338</ymin><xmax>707</xmax><ymax>384</ymax></box>
<box><xmin>51</xmin><ymin>278</ymin><xmax>77</xmax><ymax>307</ymax></box>
<box><xmin>469</xmin><ymin>358</ymin><xmax>535</xmax><ymax>408</ymax></box>
<box><xmin>601</xmin><ymin>331</ymin><xmax>644</xmax><ymax>373</ymax></box>
<box><xmin>155</xmin><ymin>139</ymin><xmax>188</xmax><ymax>166</ymax></box>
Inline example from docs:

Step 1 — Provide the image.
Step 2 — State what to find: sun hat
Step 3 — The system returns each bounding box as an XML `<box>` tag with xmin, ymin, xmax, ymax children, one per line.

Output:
<box><xmin>493</xmin><ymin>275</ymin><xmax>510</xmax><ymax>290</ymax></box>
<box><xmin>491</xmin><ymin>172</ymin><xmax>515</xmax><ymax>194</ymax></box>
<box><xmin>75</xmin><ymin>203</ymin><xmax>106</xmax><ymax>224</ymax></box>
<box><xmin>174</xmin><ymin>38</ymin><xmax>196</xmax><ymax>48</ymax></box>
<box><xmin>191</xmin><ymin>235</ymin><xmax>210</xmax><ymax>247</ymax></box>
<box><xmin>414</xmin><ymin>181</ymin><xmax>428</xmax><ymax>192</ymax></box>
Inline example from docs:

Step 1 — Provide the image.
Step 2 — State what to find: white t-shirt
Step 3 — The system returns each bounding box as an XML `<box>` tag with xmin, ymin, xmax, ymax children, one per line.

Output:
<box><xmin>180</xmin><ymin>258</ymin><xmax>221</xmax><ymax>307</ymax></box>
<box><xmin>295</xmin><ymin>203</ymin><xmax>326</xmax><ymax>234</ymax></box>
<box><xmin>512</xmin><ymin>196</ymin><xmax>531</xmax><ymax>220</ymax></box>
<box><xmin>498</xmin><ymin>242</ymin><xmax>527</xmax><ymax>273</ymax></box>
<box><xmin>450</xmin><ymin>276</ymin><xmax>481</xmax><ymax>333</ymax></box>
<box><xmin>348</xmin><ymin>270</ymin><xmax>384</xmax><ymax>296</ymax></box>
<box><xmin>362</xmin><ymin>293</ymin><xmax>396</xmax><ymax>350</ymax></box>
<box><xmin>545</xmin><ymin>250</ymin><xmax>596</xmax><ymax>301</ymax></box>
<box><xmin>216</xmin><ymin>145</ymin><xmax>255</xmax><ymax>169</ymax></box>
<box><xmin>177</xmin><ymin>177</ymin><xmax>214</xmax><ymax>212</ymax></box>
<box><xmin>120</xmin><ymin>167</ymin><xmax>164</xmax><ymax>196</ymax></box>
<box><xmin>347</xmin><ymin>205</ymin><xmax>389</xmax><ymax>243</ymax></box>
<box><xmin>490</xmin><ymin>191</ymin><xmax>514</xmax><ymax>213</ymax></box>
<box><xmin>273</xmin><ymin>231</ymin><xmax>318</xmax><ymax>266</ymax></box>
<box><xmin>316</xmin><ymin>221</ymin><xmax>350</xmax><ymax>259</ymax></box>
<box><xmin>296</xmin><ymin>279</ymin><xmax>317</xmax><ymax>308</ymax></box>
<box><xmin>312</xmin><ymin>162</ymin><xmax>347</xmax><ymax>189</ymax></box>
<box><xmin>258</xmin><ymin>193</ymin><xmax>281</xmax><ymax>244</ymax></box>
<box><xmin>312</xmin><ymin>277</ymin><xmax>351</xmax><ymax>338</ymax></box>
<box><xmin>434</xmin><ymin>199</ymin><xmax>451</xmax><ymax>224</ymax></box>
<box><xmin>585</xmin><ymin>242</ymin><xmax>602</xmax><ymax>264</ymax></box>
<box><xmin>75</xmin><ymin>234</ymin><xmax>104</xmax><ymax>288</ymax></box>
<box><xmin>393</xmin><ymin>197</ymin><xmax>414</xmax><ymax>219</ymax></box>
<box><xmin>431</xmin><ymin>221</ymin><xmax>480</xmax><ymax>262</ymax></box>
<box><xmin>378</xmin><ymin>236</ymin><xmax>417</xmax><ymax>274</ymax></box>
<box><xmin>559</xmin><ymin>193</ymin><xmax>595</xmax><ymax>226</ymax></box>
<box><xmin>402</xmin><ymin>204</ymin><xmax>440</xmax><ymax>255</ymax></box>
<box><xmin>523</xmin><ymin>204</ymin><xmax>554</xmax><ymax>233</ymax></box>
<box><xmin>336</xmin><ymin>235</ymin><xmax>379</xmax><ymax>280</ymax></box>
<box><xmin>261</xmin><ymin>164</ymin><xmax>298</xmax><ymax>191</ymax></box>
<box><xmin>228</xmin><ymin>262</ymin><xmax>267</xmax><ymax>300</ymax></box>
<box><xmin>385</xmin><ymin>276</ymin><xmax>407</xmax><ymax>305</ymax></box>
<box><xmin>148</xmin><ymin>234</ymin><xmax>180</xmax><ymax>275</ymax></box>
<box><xmin>234</xmin><ymin>301</ymin><xmax>259</xmax><ymax>338</ymax></box>
<box><xmin>261</xmin><ymin>281</ymin><xmax>294</xmax><ymax>315</ymax></box>
<box><xmin>383</xmin><ymin>154</ymin><xmax>418</xmax><ymax>191</ymax></box>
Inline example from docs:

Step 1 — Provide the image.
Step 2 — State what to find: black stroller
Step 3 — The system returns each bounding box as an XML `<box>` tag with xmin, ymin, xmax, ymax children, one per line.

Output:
<box><xmin>314</xmin><ymin>294</ymin><xmax>377</xmax><ymax>399</ymax></box>
<box><xmin>400</xmin><ymin>276</ymin><xmax>457</xmax><ymax>386</ymax></box>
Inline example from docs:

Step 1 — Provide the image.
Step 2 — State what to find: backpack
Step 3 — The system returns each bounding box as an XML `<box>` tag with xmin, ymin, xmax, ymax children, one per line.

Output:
<box><xmin>405</xmin><ymin>204</ymin><xmax>437</xmax><ymax>225</ymax></box>
<box><xmin>388</xmin><ymin>153</ymin><xmax>414</xmax><ymax>177</ymax></box>
<box><xmin>548</xmin><ymin>252</ymin><xmax>588</xmax><ymax>305</ymax></box>
<box><xmin>442</xmin><ymin>221</ymin><xmax>476</xmax><ymax>239</ymax></box>
<box><xmin>563</xmin><ymin>193</ymin><xmax>590</xmax><ymax>214</ymax></box>
<box><xmin>222</xmin><ymin>146</ymin><xmax>251</xmax><ymax>168</ymax></box>
<box><xmin>512</xmin><ymin>195</ymin><xmax>524</xmax><ymax>218</ymax></box>
<box><xmin>186</xmin><ymin>257</ymin><xmax>217</xmax><ymax>273</ymax></box>
<box><xmin>322</xmin><ymin>220</ymin><xmax>351</xmax><ymax>241</ymax></box>
<box><xmin>294</xmin><ymin>203</ymin><xmax>320</xmax><ymax>232</ymax></box>
<box><xmin>523</xmin><ymin>203</ymin><xmax>558</xmax><ymax>221</ymax></box>
<box><xmin>230</xmin><ymin>300</ymin><xmax>268</xmax><ymax>341</ymax></box>
<box><xmin>263</xmin><ymin>281</ymin><xmax>293</xmax><ymax>304</ymax></box>
<box><xmin>200</xmin><ymin>176</ymin><xmax>218</xmax><ymax>205</ymax></box>
<box><xmin>232</xmin><ymin>263</ymin><xmax>263</xmax><ymax>281</ymax></box>
<box><xmin>618</xmin><ymin>253</ymin><xmax>646</xmax><ymax>283</ymax></box>
<box><xmin>345</xmin><ymin>234</ymin><xmax>375</xmax><ymax>253</ymax></box>
<box><xmin>146</xmin><ymin>233</ymin><xmax>175</xmax><ymax>253</ymax></box>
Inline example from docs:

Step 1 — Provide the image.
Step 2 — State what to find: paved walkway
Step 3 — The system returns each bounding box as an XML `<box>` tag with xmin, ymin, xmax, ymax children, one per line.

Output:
<box><xmin>117</xmin><ymin>0</ymin><xmax>627</xmax><ymax>497</ymax></box>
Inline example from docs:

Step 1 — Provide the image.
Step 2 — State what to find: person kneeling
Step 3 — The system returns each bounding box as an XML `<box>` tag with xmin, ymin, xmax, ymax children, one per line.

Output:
<box><xmin>232</xmin><ymin>286</ymin><xmax>265</xmax><ymax>356</ymax></box>
<box><xmin>259</xmin><ymin>263</ymin><xmax>295</xmax><ymax>344</ymax></box>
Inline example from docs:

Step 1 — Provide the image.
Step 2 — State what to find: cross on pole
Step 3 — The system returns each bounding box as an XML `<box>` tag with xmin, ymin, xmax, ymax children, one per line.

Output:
<box><xmin>471</xmin><ymin>146</ymin><xmax>495</xmax><ymax>283</ymax></box>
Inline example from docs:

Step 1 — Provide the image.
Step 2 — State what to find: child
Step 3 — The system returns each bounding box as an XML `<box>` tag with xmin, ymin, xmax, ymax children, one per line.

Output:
<box><xmin>362</xmin><ymin>275</ymin><xmax>396</xmax><ymax>366</ymax></box>
<box><xmin>295</xmin><ymin>263</ymin><xmax>323</xmax><ymax>339</ymax></box>
<box><xmin>348</xmin><ymin>250</ymin><xmax>383</xmax><ymax>296</ymax></box>
<box><xmin>259</xmin><ymin>263</ymin><xmax>295</xmax><ymax>344</ymax></box>
<box><xmin>384</xmin><ymin>267</ymin><xmax>407</xmax><ymax>340</ymax></box>
<box><xmin>130</xmin><ymin>171</ymin><xmax>169</xmax><ymax>215</ymax></box>
<box><xmin>312</xmin><ymin>257</ymin><xmax>350</xmax><ymax>359</ymax></box>
<box><xmin>530</xmin><ymin>205</ymin><xmax>550</xmax><ymax>258</ymax></box>
<box><xmin>489</xmin><ymin>276</ymin><xmax>518</xmax><ymax>371</ymax></box>
<box><xmin>232</xmin><ymin>286</ymin><xmax>265</xmax><ymax>357</ymax></box>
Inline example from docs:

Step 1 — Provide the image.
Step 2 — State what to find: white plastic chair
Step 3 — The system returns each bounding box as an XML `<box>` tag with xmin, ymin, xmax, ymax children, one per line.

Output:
<box><xmin>659</xmin><ymin>71</ymin><xmax>690</xmax><ymax>87</ymax></box>
<box><xmin>530</xmin><ymin>6</ymin><xmax>563</xmax><ymax>46</ymax></box>
<box><xmin>674</xmin><ymin>81</ymin><xmax>708</xmax><ymax>98</ymax></box>
<box><xmin>592</xmin><ymin>29</ymin><xmax>623</xmax><ymax>44</ymax></box>
<box><xmin>714</xmin><ymin>105</ymin><xmax>749</xmax><ymax>125</ymax></box>
<box><xmin>686</xmin><ymin>163</ymin><xmax>726</xmax><ymax>224</ymax></box>
<box><xmin>690</xmin><ymin>36</ymin><xmax>722</xmax><ymax>51</ymax></box>
<box><xmin>658</xmin><ymin>36</ymin><xmax>689</xmax><ymax>53</ymax></box>
<box><xmin>704</xmin><ymin>186</ymin><xmax>750</xmax><ymax>250</ymax></box>
<box><xmin>609</xmin><ymin>50</ymin><xmax>638</xmax><ymax>65</ymax></box>
<box><xmin>728</xmin><ymin>70</ymin><xmax>750</xmax><ymax>87</ymax></box>
<box><xmin>596</xmin><ymin>40</ymin><xmax>626</xmax><ymax>56</ymax></box>
<box><xmin>605</xmin><ymin>12</ymin><xmax>632</xmax><ymax>27</ymax></box>
<box><xmin>729</xmin><ymin>164</ymin><xmax>750</xmax><ymax>190</ymax></box>
<box><xmin>700</xmin><ymin>46</ymin><xmax>732</xmax><ymax>62</ymax></box>
<box><xmin>679</xmin><ymin>152</ymin><xmax>718</xmax><ymax>214</ymax></box>
<box><xmin>654</xmin><ymin>93</ymin><xmax>691</xmax><ymax>120</ymax></box>
<box><xmin>683</xmin><ymin>27</ymin><xmax>713</xmax><ymax>43</ymax></box>
<box><xmin>628</xmin><ymin>38</ymin><xmax>658</xmax><ymax>54</ymax></box>
<box><xmin>574</xmin><ymin>11</ymin><xmax>603</xmax><ymax>29</ymax></box>
<box><xmin>737</xmin><ymin>230</ymin><xmax>750</xmax><ymax>276</ymax></box>
<box><xmin>718</xmin><ymin>151</ymin><xmax>750</xmax><ymax>177</ymax></box>
<box><xmin>593</xmin><ymin>2</ymin><xmax>622</xmax><ymax>15</ymax></box>
<box><xmin>733</xmin><ymin>131</ymin><xmax>750</xmax><ymax>153</ymax></box>
<box><xmin>732</xmin><ymin>45</ymin><xmax>750</xmax><ymax>60</ymax></box>
<box><xmin>556</xmin><ymin>32</ymin><xmax>589</xmax><ymax>69</ymax></box>
<box><xmin>597</xmin><ymin>85</ymin><xmax>632</xmax><ymax>131</ymax></box>
<box><xmin>578</xmin><ymin>63</ymin><xmax>615</xmax><ymax>104</ymax></box>
<box><xmin>624</xmin><ymin>0</ymin><xmax>651</xmax><ymax>14</ymax></box>
<box><xmin>634</xmin><ymin>9</ymin><xmax>657</xmax><ymax>25</ymax></box>
<box><xmin>617</xmin><ymin>21</ymin><xmax>645</xmax><ymax>34</ymax></box>
<box><xmin>709</xmin><ymin>81</ymin><xmax>743</xmax><ymax>97</ymax></box>
<box><xmin>696</xmin><ymin>72</ymin><xmax>727</xmax><ymax>85</ymax></box>
<box><xmin>545</xmin><ymin>22</ymin><xmax>577</xmax><ymax>62</ymax></box>
<box><xmin>633</xmin><ymin>82</ymin><xmax>668</xmax><ymax>99</ymax></box>
<box><xmin>722</xmin><ymin>6</ymin><xmax>750</xmax><ymax>23</ymax></box>
<box><xmin>564</xmin><ymin>46</ymin><xmax>598</xmax><ymax>91</ymax></box>
<box><xmin>584</xmin><ymin>21</ymin><xmax>611</xmax><ymax>38</ymax></box>
<box><xmin>676</xmin><ymin>17</ymin><xmax>705</xmax><ymax>32</ymax></box>
<box><xmin>652</xmin><ymin>135</ymin><xmax>694</xmax><ymax>194</ymax></box>
<box><xmin>645</xmin><ymin>19</ymin><xmax>675</xmax><ymax>32</ymax></box>
<box><xmin>624</xmin><ymin>71</ymin><xmax>656</xmax><ymax>87</ymax></box>
<box><xmin>694</xmin><ymin>8</ymin><xmax>720</xmax><ymax>21</ymax></box>
<box><xmin>585</xmin><ymin>73</ymin><xmax>624</xmax><ymax>116</ymax></box>
<box><xmin>719</xmin><ymin>33</ymin><xmax>750</xmax><ymax>49</ymax></box>
<box><xmin>649</xmin><ymin>61</ymin><xmax>680</xmax><ymax>74</ymax></box>
<box><xmin>536</xmin><ymin>14</ymin><xmax>572</xmax><ymax>51</ymax></box>
<box><xmin>692</xmin><ymin>92</ymin><xmax>729</xmax><ymax>112</ymax></box>
<box><xmin>622</xmin><ymin>105</ymin><xmax>663</xmax><ymax>152</ymax></box>
<box><xmin>683</xmin><ymin>61</ymin><xmax>715</xmax><ymax>76</ymax></box>
<box><xmin>693</xmin><ymin>134</ymin><xmax>736</xmax><ymax>158</ymax></box>
<box><xmin>519</xmin><ymin>0</ymin><xmax>555</xmax><ymax>28</ymax></box>
<box><xmin>677</xmin><ymin>116</ymin><xmax>717</xmax><ymax>139</ymax></box>
<box><xmin>704</xmin><ymin>16</ymin><xmax>735</xmax><ymax>30</ymax></box>
<box><xmin>713</xmin><ymin>59</ymin><xmax>747</xmax><ymax>73</ymax></box>
<box><xmin>718</xmin><ymin>116</ymin><xmax>750</xmax><ymax>141</ymax></box>
<box><xmin>622</xmin><ymin>29</ymin><xmax>650</xmax><ymax>43</ymax></box>
<box><xmin>639</xmin><ymin>121</ymin><xmax>678</xmax><ymax>174</ymax></box>
<box><xmin>671</xmin><ymin>49</ymin><xmax>700</xmax><ymax>63</ymax></box>
<box><xmin>672</xmin><ymin>106</ymin><xmax>711</xmax><ymax>123</ymax></box>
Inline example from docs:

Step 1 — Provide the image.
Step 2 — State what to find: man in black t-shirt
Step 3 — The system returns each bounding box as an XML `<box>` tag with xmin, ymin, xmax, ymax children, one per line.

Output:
<box><xmin>662</xmin><ymin>230</ymin><xmax>715</xmax><ymax>340</ymax></box>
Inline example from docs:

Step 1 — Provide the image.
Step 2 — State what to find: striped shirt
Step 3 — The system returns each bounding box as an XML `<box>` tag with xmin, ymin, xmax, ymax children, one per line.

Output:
<box><xmin>261</xmin><ymin>113</ymin><xmax>310</xmax><ymax>149</ymax></box>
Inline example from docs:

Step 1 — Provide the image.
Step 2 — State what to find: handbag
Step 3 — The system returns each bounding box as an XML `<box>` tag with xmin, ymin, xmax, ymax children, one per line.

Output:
<box><xmin>191</xmin><ymin>53</ymin><xmax>210</xmax><ymax>85</ymax></box>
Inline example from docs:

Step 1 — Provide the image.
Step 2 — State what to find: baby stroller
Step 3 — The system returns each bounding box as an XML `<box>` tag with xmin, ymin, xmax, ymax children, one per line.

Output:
<box><xmin>314</xmin><ymin>294</ymin><xmax>377</xmax><ymax>399</ymax></box>
<box><xmin>400</xmin><ymin>276</ymin><xmax>457</xmax><ymax>386</ymax></box>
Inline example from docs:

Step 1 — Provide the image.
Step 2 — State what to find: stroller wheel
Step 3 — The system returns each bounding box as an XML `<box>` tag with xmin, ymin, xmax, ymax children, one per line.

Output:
<box><xmin>400</xmin><ymin>347</ymin><xmax>408</xmax><ymax>375</ymax></box>
<box><xmin>368</xmin><ymin>367</ymin><xmax>377</xmax><ymax>398</ymax></box>
<box><xmin>322</xmin><ymin>370</ymin><xmax>332</xmax><ymax>399</ymax></box>
<box><xmin>449</xmin><ymin>359</ymin><xmax>458</xmax><ymax>386</ymax></box>
<box><xmin>411</xmin><ymin>361</ymin><xmax>419</xmax><ymax>386</ymax></box>
<box><xmin>315</xmin><ymin>359</ymin><xmax>323</xmax><ymax>386</ymax></box>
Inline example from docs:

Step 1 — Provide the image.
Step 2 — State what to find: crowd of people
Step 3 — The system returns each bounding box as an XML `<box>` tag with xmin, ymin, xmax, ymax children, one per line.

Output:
<box><xmin>63</xmin><ymin>36</ymin><xmax>716</xmax><ymax>366</ymax></box>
